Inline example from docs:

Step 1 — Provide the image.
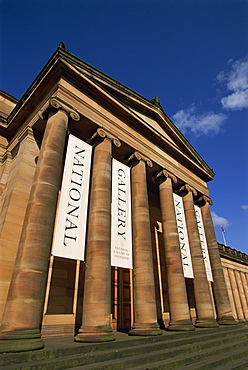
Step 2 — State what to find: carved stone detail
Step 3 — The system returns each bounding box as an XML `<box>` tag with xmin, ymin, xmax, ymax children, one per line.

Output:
<box><xmin>153</xmin><ymin>169</ymin><xmax>177</xmax><ymax>185</ymax></box>
<box><xmin>90</xmin><ymin>128</ymin><xmax>121</xmax><ymax>148</ymax></box>
<box><xmin>197</xmin><ymin>195</ymin><xmax>213</xmax><ymax>206</ymax></box>
<box><xmin>127</xmin><ymin>151</ymin><xmax>153</xmax><ymax>168</ymax></box>
<box><xmin>39</xmin><ymin>97</ymin><xmax>80</xmax><ymax>121</ymax></box>
<box><xmin>178</xmin><ymin>184</ymin><xmax>197</xmax><ymax>197</ymax></box>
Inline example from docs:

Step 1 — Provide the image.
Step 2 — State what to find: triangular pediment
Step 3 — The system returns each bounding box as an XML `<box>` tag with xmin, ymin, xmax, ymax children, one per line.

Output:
<box><xmin>2</xmin><ymin>44</ymin><xmax>214</xmax><ymax>182</ymax></box>
<box><xmin>56</xmin><ymin>49</ymin><xmax>212</xmax><ymax>178</ymax></box>
<box><xmin>58</xmin><ymin>53</ymin><xmax>213</xmax><ymax>180</ymax></box>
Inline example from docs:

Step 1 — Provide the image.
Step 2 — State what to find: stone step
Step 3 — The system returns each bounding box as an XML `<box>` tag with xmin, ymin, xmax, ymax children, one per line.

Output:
<box><xmin>0</xmin><ymin>324</ymin><xmax>244</xmax><ymax>365</ymax></box>
<box><xmin>1</xmin><ymin>333</ymin><xmax>247</xmax><ymax>369</ymax></box>
<box><xmin>0</xmin><ymin>324</ymin><xmax>247</xmax><ymax>369</ymax></box>
<box><xmin>134</xmin><ymin>340</ymin><xmax>248</xmax><ymax>369</ymax></box>
<box><xmin>182</xmin><ymin>347</ymin><xmax>248</xmax><ymax>369</ymax></box>
<box><xmin>68</xmin><ymin>339</ymin><xmax>248</xmax><ymax>370</ymax></box>
<box><xmin>216</xmin><ymin>356</ymin><xmax>248</xmax><ymax>370</ymax></box>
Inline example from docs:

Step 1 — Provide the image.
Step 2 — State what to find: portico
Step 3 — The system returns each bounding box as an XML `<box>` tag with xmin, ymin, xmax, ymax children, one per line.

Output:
<box><xmin>0</xmin><ymin>44</ymin><xmax>238</xmax><ymax>353</ymax></box>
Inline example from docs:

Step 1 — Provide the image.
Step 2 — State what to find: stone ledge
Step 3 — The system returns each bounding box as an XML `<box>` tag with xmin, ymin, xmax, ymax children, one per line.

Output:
<box><xmin>218</xmin><ymin>243</ymin><xmax>248</xmax><ymax>266</ymax></box>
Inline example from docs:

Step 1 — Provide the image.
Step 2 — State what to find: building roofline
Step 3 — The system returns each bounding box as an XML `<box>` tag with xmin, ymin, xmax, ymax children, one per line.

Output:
<box><xmin>219</xmin><ymin>243</ymin><xmax>248</xmax><ymax>266</ymax></box>
<box><xmin>0</xmin><ymin>89</ymin><xmax>19</xmax><ymax>104</ymax></box>
<box><xmin>1</xmin><ymin>43</ymin><xmax>214</xmax><ymax>180</ymax></box>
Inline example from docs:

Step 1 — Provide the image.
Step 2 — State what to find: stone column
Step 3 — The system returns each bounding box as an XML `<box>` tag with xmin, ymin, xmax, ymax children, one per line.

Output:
<box><xmin>154</xmin><ymin>170</ymin><xmax>194</xmax><ymax>331</ymax></box>
<box><xmin>0</xmin><ymin>127</ymin><xmax>39</xmax><ymax>324</ymax></box>
<box><xmin>128</xmin><ymin>152</ymin><xmax>162</xmax><ymax>336</ymax></box>
<box><xmin>198</xmin><ymin>196</ymin><xmax>236</xmax><ymax>325</ymax></box>
<box><xmin>75</xmin><ymin>128</ymin><xmax>120</xmax><ymax>343</ymax></box>
<box><xmin>179</xmin><ymin>185</ymin><xmax>218</xmax><ymax>328</ymax></box>
<box><xmin>0</xmin><ymin>98</ymin><xmax>80</xmax><ymax>352</ymax></box>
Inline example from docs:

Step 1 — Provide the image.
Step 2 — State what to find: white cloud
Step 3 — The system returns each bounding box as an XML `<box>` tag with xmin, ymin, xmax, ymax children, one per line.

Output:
<box><xmin>172</xmin><ymin>104</ymin><xmax>227</xmax><ymax>136</ymax></box>
<box><xmin>211</xmin><ymin>211</ymin><xmax>230</xmax><ymax>228</ymax></box>
<box><xmin>217</xmin><ymin>56</ymin><xmax>248</xmax><ymax>110</ymax></box>
<box><xmin>221</xmin><ymin>90</ymin><xmax>248</xmax><ymax>110</ymax></box>
<box><xmin>172</xmin><ymin>56</ymin><xmax>248</xmax><ymax>136</ymax></box>
<box><xmin>241</xmin><ymin>205</ymin><xmax>248</xmax><ymax>211</ymax></box>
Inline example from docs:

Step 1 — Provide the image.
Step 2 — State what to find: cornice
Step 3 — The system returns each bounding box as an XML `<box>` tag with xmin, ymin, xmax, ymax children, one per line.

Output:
<box><xmin>1</xmin><ymin>44</ymin><xmax>214</xmax><ymax>184</ymax></box>
<box><xmin>1</xmin><ymin>50</ymin><xmax>63</xmax><ymax>133</ymax></box>
<box><xmin>55</xmin><ymin>83</ymin><xmax>211</xmax><ymax>192</ymax></box>
<box><xmin>0</xmin><ymin>89</ymin><xmax>19</xmax><ymax>104</ymax></box>
<box><xmin>219</xmin><ymin>243</ymin><xmax>248</xmax><ymax>266</ymax></box>
<box><xmin>57</xmin><ymin>64</ymin><xmax>214</xmax><ymax>183</ymax></box>
<box><xmin>69</xmin><ymin>56</ymin><xmax>214</xmax><ymax>179</ymax></box>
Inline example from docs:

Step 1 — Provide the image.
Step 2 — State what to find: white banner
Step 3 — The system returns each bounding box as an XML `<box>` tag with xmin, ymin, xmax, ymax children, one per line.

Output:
<box><xmin>194</xmin><ymin>205</ymin><xmax>213</xmax><ymax>281</ymax></box>
<box><xmin>52</xmin><ymin>135</ymin><xmax>92</xmax><ymax>261</ymax></box>
<box><xmin>173</xmin><ymin>193</ymin><xmax>194</xmax><ymax>279</ymax></box>
<box><xmin>111</xmin><ymin>159</ymin><xmax>133</xmax><ymax>269</ymax></box>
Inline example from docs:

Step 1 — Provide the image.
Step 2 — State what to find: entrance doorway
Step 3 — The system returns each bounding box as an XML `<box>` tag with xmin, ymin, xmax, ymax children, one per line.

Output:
<box><xmin>112</xmin><ymin>267</ymin><xmax>132</xmax><ymax>331</ymax></box>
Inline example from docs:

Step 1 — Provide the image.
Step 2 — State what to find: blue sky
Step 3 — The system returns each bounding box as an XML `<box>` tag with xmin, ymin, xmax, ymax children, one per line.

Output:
<box><xmin>1</xmin><ymin>0</ymin><xmax>248</xmax><ymax>253</ymax></box>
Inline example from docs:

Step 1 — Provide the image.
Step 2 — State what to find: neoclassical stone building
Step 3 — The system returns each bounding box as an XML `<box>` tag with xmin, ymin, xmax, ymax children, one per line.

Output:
<box><xmin>0</xmin><ymin>44</ymin><xmax>247</xmax><ymax>352</ymax></box>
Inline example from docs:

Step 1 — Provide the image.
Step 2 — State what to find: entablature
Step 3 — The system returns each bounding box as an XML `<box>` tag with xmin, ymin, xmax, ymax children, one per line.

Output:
<box><xmin>219</xmin><ymin>244</ymin><xmax>248</xmax><ymax>267</ymax></box>
<box><xmin>1</xmin><ymin>45</ymin><xmax>214</xmax><ymax>198</ymax></box>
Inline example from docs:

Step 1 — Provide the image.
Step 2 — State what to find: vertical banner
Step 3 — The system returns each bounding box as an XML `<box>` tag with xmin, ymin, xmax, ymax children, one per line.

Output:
<box><xmin>194</xmin><ymin>205</ymin><xmax>213</xmax><ymax>281</ymax></box>
<box><xmin>111</xmin><ymin>159</ymin><xmax>133</xmax><ymax>269</ymax></box>
<box><xmin>52</xmin><ymin>135</ymin><xmax>92</xmax><ymax>261</ymax></box>
<box><xmin>173</xmin><ymin>193</ymin><xmax>194</xmax><ymax>278</ymax></box>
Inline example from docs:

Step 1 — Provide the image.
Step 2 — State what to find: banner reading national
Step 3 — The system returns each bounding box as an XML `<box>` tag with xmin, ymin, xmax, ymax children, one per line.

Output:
<box><xmin>52</xmin><ymin>135</ymin><xmax>92</xmax><ymax>261</ymax></box>
<box><xmin>173</xmin><ymin>193</ymin><xmax>194</xmax><ymax>279</ymax></box>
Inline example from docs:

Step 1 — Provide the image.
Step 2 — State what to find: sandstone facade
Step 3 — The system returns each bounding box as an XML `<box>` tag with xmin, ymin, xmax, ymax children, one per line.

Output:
<box><xmin>0</xmin><ymin>44</ymin><xmax>246</xmax><ymax>352</ymax></box>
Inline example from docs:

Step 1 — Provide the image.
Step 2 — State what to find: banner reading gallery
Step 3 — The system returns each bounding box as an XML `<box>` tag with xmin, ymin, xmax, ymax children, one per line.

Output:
<box><xmin>111</xmin><ymin>159</ymin><xmax>133</xmax><ymax>269</ymax></box>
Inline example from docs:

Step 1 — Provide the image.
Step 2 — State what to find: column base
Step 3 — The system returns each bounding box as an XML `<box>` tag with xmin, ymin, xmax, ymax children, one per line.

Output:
<box><xmin>167</xmin><ymin>319</ymin><xmax>195</xmax><ymax>331</ymax></box>
<box><xmin>217</xmin><ymin>316</ymin><xmax>238</xmax><ymax>325</ymax></box>
<box><xmin>0</xmin><ymin>329</ymin><xmax>44</xmax><ymax>353</ymax></box>
<box><xmin>75</xmin><ymin>325</ymin><xmax>115</xmax><ymax>343</ymax></box>
<box><xmin>194</xmin><ymin>318</ymin><xmax>219</xmax><ymax>328</ymax></box>
<box><xmin>129</xmin><ymin>322</ymin><xmax>162</xmax><ymax>336</ymax></box>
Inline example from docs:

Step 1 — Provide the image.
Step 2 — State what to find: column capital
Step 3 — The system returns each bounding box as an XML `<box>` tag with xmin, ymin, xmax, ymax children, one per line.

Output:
<box><xmin>152</xmin><ymin>169</ymin><xmax>177</xmax><ymax>185</ymax></box>
<box><xmin>197</xmin><ymin>195</ymin><xmax>213</xmax><ymax>207</ymax></box>
<box><xmin>90</xmin><ymin>128</ymin><xmax>121</xmax><ymax>147</ymax></box>
<box><xmin>127</xmin><ymin>151</ymin><xmax>153</xmax><ymax>168</ymax></box>
<box><xmin>39</xmin><ymin>97</ymin><xmax>80</xmax><ymax>121</ymax></box>
<box><xmin>178</xmin><ymin>184</ymin><xmax>197</xmax><ymax>197</ymax></box>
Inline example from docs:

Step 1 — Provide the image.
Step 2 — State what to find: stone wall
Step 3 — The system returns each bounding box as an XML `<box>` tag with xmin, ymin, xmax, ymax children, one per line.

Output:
<box><xmin>219</xmin><ymin>244</ymin><xmax>248</xmax><ymax>321</ymax></box>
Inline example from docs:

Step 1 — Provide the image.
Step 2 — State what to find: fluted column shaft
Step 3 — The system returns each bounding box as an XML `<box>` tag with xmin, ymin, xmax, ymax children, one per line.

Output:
<box><xmin>155</xmin><ymin>171</ymin><xmax>194</xmax><ymax>331</ymax></box>
<box><xmin>228</xmin><ymin>269</ymin><xmax>244</xmax><ymax>320</ymax></box>
<box><xmin>0</xmin><ymin>108</ymin><xmax>70</xmax><ymax>352</ymax></box>
<box><xmin>240</xmin><ymin>272</ymin><xmax>248</xmax><ymax>309</ymax></box>
<box><xmin>75</xmin><ymin>129</ymin><xmax>120</xmax><ymax>343</ymax></box>
<box><xmin>198</xmin><ymin>197</ymin><xmax>236</xmax><ymax>325</ymax></box>
<box><xmin>180</xmin><ymin>186</ymin><xmax>218</xmax><ymax>328</ymax></box>
<box><xmin>129</xmin><ymin>152</ymin><xmax>162</xmax><ymax>336</ymax></box>
<box><xmin>223</xmin><ymin>267</ymin><xmax>237</xmax><ymax>320</ymax></box>
<box><xmin>234</xmin><ymin>270</ymin><xmax>248</xmax><ymax>320</ymax></box>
